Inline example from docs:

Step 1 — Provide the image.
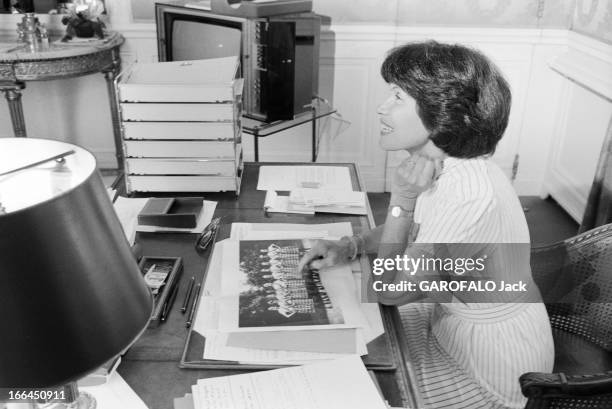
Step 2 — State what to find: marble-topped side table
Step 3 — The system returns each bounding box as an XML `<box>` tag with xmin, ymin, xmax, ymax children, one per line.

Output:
<box><xmin>0</xmin><ymin>31</ymin><xmax>124</xmax><ymax>169</ymax></box>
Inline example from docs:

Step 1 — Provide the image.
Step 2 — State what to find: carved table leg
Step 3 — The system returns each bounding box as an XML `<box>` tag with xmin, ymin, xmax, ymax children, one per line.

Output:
<box><xmin>1</xmin><ymin>83</ymin><xmax>27</xmax><ymax>138</ymax></box>
<box><xmin>103</xmin><ymin>48</ymin><xmax>124</xmax><ymax>171</ymax></box>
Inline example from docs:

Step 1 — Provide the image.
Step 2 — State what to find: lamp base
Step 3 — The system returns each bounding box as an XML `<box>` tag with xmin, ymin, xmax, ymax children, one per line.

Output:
<box><xmin>2</xmin><ymin>393</ymin><xmax>95</xmax><ymax>409</ymax></box>
<box><xmin>42</xmin><ymin>391</ymin><xmax>96</xmax><ymax>409</ymax></box>
<box><xmin>38</xmin><ymin>383</ymin><xmax>96</xmax><ymax>409</ymax></box>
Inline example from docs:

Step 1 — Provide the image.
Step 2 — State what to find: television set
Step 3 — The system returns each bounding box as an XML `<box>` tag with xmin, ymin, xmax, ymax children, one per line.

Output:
<box><xmin>156</xmin><ymin>1</ymin><xmax>321</xmax><ymax>122</ymax></box>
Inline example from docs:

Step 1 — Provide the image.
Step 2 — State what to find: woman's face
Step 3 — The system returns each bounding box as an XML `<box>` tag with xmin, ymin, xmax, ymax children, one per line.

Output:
<box><xmin>377</xmin><ymin>85</ymin><xmax>430</xmax><ymax>152</ymax></box>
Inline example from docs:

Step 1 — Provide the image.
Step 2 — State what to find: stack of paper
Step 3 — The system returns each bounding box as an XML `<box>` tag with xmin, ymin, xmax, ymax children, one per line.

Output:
<box><xmin>174</xmin><ymin>356</ymin><xmax>388</xmax><ymax>409</ymax></box>
<box><xmin>290</xmin><ymin>188</ymin><xmax>367</xmax><ymax>215</ymax></box>
<box><xmin>264</xmin><ymin>189</ymin><xmax>366</xmax><ymax>215</ymax></box>
<box><xmin>263</xmin><ymin>190</ymin><xmax>315</xmax><ymax>215</ymax></box>
<box><xmin>192</xmin><ymin>222</ymin><xmax>384</xmax><ymax>365</ymax></box>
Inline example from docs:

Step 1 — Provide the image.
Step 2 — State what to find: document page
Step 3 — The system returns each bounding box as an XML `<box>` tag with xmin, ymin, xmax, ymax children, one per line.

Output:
<box><xmin>290</xmin><ymin>188</ymin><xmax>365</xmax><ymax>206</ymax></box>
<box><xmin>229</xmin><ymin>222</ymin><xmax>351</xmax><ymax>240</ymax></box>
<box><xmin>257</xmin><ymin>166</ymin><xmax>352</xmax><ymax>191</ymax></box>
<box><xmin>112</xmin><ymin>196</ymin><xmax>149</xmax><ymax>245</ymax></box>
<box><xmin>203</xmin><ymin>332</ymin><xmax>356</xmax><ymax>364</ymax></box>
<box><xmin>79</xmin><ymin>372</ymin><xmax>148</xmax><ymax>409</ymax></box>
<box><xmin>194</xmin><ymin>356</ymin><xmax>387</xmax><ymax>409</ymax></box>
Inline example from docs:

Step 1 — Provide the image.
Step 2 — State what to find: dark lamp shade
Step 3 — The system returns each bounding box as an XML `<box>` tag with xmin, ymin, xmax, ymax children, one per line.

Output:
<box><xmin>0</xmin><ymin>139</ymin><xmax>153</xmax><ymax>388</ymax></box>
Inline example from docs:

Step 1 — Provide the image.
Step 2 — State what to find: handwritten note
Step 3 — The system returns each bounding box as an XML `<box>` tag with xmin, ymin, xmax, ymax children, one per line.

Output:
<box><xmin>193</xmin><ymin>356</ymin><xmax>387</xmax><ymax>409</ymax></box>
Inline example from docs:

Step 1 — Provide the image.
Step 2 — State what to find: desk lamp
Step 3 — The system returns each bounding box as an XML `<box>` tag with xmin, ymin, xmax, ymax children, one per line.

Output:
<box><xmin>0</xmin><ymin>138</ymin><xmax>153</xmax><ymax>408</ymax></box>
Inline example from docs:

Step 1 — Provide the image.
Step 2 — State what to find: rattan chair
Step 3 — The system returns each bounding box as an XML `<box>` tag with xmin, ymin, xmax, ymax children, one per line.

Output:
<box><xmin>520</xmin><ymin>223</ymin><xmax>612</xmax><ymax>408</ymax></box>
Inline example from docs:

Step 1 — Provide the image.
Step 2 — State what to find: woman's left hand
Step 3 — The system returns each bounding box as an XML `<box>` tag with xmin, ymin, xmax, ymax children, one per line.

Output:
<box><xmin>393</xmin><ymin>154</ymin><xmax>443</xmax><ymax>195</ymax></box>
<box><xmin>390</xmin><ymin>155</ymin><xmax>443</xmax><ymax>208</ymax></box>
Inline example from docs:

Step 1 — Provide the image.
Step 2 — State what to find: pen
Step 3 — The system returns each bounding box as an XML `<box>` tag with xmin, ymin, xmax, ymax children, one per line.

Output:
<box><xmin>181</xmin><ymin>276</ymin><xmax>195</xmax><ymax>313</ymax></box>
<box><xmin>160</xmin><ymin>280</ymin><xmax>179</xmax><ymax>322</ymax></box>
<box><xmin>186</xmin><ymin>283</ymin><xmax>201</xmax><ymax>328</ymax></box>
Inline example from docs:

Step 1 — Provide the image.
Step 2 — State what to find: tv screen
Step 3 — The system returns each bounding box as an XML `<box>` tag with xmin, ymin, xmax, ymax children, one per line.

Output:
<box><xmin>157</xmin><ymin>3</ymin><xmax>320</xmax><ymax>122</ymax></box>
<box><xmin>169</xmin><ymin>17</ymin><xmax>242</xmax><ymax>61</ymax></box>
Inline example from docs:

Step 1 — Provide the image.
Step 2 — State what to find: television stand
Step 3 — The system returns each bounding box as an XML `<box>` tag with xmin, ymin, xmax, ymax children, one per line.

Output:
<box><xmin>242</xmin><ymin>103</ymin><xmax>336</xmax><ymax>162</ymax></box>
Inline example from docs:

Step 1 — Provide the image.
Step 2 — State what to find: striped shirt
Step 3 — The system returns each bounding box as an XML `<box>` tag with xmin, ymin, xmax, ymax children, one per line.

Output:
<box><xmin>399</xmin><ymin>157</ymin><xmax>554</xmax><ymax>409</ymax></box>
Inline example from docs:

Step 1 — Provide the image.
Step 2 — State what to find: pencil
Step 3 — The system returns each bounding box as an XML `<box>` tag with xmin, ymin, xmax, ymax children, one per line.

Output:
<box><xmin>181</xmin><ymin>276</ymin><xmax>195</xmax><ymax>313</ymax></box>
<box><xmin>186</xmin><ymin>283</ymin><xmax>201</xmax><ymax>328</ymax></box>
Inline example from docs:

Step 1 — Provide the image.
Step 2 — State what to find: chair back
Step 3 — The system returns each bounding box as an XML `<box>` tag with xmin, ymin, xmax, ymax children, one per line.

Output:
<box><xmin>531</xmin><ymin>223</ymin><xmax>612</xmax><ymax>351</ymax></box>
<box><xmin>523</xmin><ymin>226</ymin><xmax>612</xmax><ymax>408</ymax></box>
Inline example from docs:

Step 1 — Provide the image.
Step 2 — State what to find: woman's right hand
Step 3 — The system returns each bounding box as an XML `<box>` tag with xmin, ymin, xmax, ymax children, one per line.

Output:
<box><xmin>297</xmin><ymin>238</ymin><xmax>353</xmax><ymax>271</ymax></box>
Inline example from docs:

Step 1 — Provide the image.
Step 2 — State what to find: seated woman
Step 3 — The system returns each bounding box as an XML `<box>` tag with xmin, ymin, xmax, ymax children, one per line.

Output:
<box><xmin>299</xmin><ymin>41</ymin><xmax>554</xmax><ymax>409</ymax></box>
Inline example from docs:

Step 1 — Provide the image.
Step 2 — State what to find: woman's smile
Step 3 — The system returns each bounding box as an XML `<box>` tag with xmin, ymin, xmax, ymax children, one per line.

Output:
<box><xmin>380</xmin><ymin>121</ymin><xmax>394</xmax><ymax>135</ymax></box>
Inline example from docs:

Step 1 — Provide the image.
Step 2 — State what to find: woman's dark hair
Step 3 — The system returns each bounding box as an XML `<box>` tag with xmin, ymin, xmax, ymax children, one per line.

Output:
<box><xmin>381</xmin><ymin>41</ymin><xmax>511</xmax><ymax>158</ymax></box>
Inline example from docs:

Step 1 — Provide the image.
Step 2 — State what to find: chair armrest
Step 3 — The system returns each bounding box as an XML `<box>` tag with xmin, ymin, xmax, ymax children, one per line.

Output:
<box><xmin>520</xmin><ymin>371</ymin><xmax>612</xmax><ymax>398</ymax></box>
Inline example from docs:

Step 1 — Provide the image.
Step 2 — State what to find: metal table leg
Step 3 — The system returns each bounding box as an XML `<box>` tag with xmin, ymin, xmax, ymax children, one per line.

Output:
<box><xmin>253</xmin><ymin>129</ymin><xmax>260</xmax><ymax>162</ymax></box>
<box><xmin>1</xmin><ymin>82</ymin><xmax>27</xmax><ymax>138</ymax></box>
<box><xmin>311</xmin><ymin>107</ymin><xmax>317</xmax><ymax>162</ymax></box>
<box><xmin>103</xmin><ymin>47</ymin><xmax>124</xmax><ymax>171</ymax></box>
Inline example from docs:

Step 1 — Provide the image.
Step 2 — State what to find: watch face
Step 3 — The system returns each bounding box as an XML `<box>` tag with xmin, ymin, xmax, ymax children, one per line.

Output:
<box><xmin>391</xmin><ymin>206</ymin><xmax>401</xmax><ymax>217</ymax></box>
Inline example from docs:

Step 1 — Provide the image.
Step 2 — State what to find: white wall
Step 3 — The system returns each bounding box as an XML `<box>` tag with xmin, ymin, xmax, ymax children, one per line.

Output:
<box><xmin>542</xmin><ymin>32</ymin><xmax>612</xmax><ymax>222</ymax></box>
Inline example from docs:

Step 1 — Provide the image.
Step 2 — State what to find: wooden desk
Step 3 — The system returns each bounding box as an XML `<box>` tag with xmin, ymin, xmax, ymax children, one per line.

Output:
<box><xmin>0</xmin><ymin>32</ymin><xmax>124</xmax><ymax>168</ymax></box>
<box><xmin>116</xmin><ymin>162</ymin><xmax>419</xmax><ymax>408</ymax></box>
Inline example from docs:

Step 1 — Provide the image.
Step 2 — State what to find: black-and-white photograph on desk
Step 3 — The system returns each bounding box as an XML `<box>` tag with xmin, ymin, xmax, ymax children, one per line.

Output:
<box><xmin>238</xmin><ymin>239</ymin><xmax>343</xmax><ymax>328</ymax></box>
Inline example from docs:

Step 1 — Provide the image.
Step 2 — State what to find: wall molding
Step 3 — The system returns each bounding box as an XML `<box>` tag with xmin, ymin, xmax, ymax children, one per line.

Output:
<box><xmin>543</xmin><ymin>80</ymin><xmax>582</xmax><ymax>220</ymax></box>
<box><xmin>549</xmin><ymin>31</ymin><xmax>612</xmax><ymax>101</ymax></box>
<box><xmin>107</xmin><ymin>23</ymin><xmax>570</xmax><ymax>46</ymax></box>
<box><xmin>321</xmin><ymin>25</ymin><xmax>568</xmax><ymax>45</ymax></box>
<box><xmin>109</xmin><ymin>23</ymin><xmax>158</xmax><ymax>39</ymax></box>
<box><xmin>393</xmin><ymin>26</ymin><xmax>567</xmax><ymax>45</ymax></box>
<box><xmin>543</xmin><ymin>32</ymin><xmax>612</xmax><ymax>222</ymax></box>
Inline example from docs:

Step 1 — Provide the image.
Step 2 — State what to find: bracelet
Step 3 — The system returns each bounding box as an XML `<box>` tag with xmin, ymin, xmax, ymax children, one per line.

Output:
<box><xmin>388</xmin><ymin>195</ymin><xmax>418</xmax><ymax>210</ymax></box>
<box><xmin>342</xmin><ymin>235</ymin><xmax>364</xmax><ymax>261</ymax></box>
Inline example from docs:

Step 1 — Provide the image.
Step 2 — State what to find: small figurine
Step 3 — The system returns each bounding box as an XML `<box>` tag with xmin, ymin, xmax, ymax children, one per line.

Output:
<box><xmin>59</xmin><ymin>0</ymin><xmax>106</xmax><ymax>42</ymax></box>
<box><xmin>61</xmin><ymin>13</ymin><xmax>105</xmax><ymax>41</ymax></box>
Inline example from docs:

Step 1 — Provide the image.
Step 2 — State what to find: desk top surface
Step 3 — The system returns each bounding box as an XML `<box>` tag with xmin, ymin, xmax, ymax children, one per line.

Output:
<box><xmin>116</xmin><ymin>162</ymin><xmax>415</xmax><ymax>409</ymax></box>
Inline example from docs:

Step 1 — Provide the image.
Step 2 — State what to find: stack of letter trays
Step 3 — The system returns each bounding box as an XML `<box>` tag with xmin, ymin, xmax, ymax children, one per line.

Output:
<box><xmin>116</xmin><ymin>57</ymin><xmax>243</xmax><ymax>193</ymax></box>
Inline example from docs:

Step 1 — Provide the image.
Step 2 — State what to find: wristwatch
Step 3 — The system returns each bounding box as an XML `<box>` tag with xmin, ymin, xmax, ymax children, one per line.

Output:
<box><xmin>390</xmin><ymin>205</ymin><xmax>412</xmax><ymax>218</ymax></box>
